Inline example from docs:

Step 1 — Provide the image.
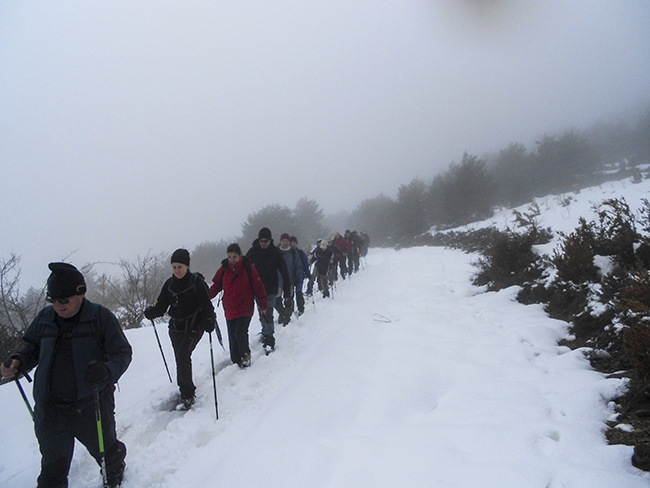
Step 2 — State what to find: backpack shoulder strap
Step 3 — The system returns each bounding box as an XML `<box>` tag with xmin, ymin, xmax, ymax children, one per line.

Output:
<box><xmin>87</xmin><ymin>302</ymin><xmax>106</xmax><ymax>350</ymax></box>
<box><xmin>242</xmin><ymin>257</ymin><xmax>255</xmax><ymax>295</ymax></box>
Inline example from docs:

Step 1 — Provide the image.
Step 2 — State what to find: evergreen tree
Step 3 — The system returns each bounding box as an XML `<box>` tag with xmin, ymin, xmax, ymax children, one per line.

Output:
<box><xmin>293</xmin><ymin>197</ymin><xmax>330</xmax><ymax>245</ymax></box>
<box><xmin>431</xmin><ymin>153</ymin><xmax>495</xmax><ymax>227</ymax></box>
<box><xmin>492</xmin><ymin>143</ymin><xmax>535</xmax><ymax>208</ymax></box>
<box><xmin>534</xmin><ymin>130</ymin><xmax>600</xmax><ymax>194</ymax></box>
<box><xmin>395</xmin><ymin>178</ymin><xmax>429</xmax><ymax>240</ymax></box>
<box><xmin>348</xmin><ymin>194</ymin><xmax>397</xmax><ymax>246</ymax></box>
<box><xmin>240</xmin><ymin>204</ymin><xmax>297</xmax><ymax>248</ymax></box>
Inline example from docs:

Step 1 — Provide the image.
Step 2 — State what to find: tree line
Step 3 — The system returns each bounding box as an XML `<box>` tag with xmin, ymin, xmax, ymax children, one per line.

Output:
<box><xmin>351</xmin><ymin>106</ymin><xmax>650</xmax><ymax>247</ymax></box>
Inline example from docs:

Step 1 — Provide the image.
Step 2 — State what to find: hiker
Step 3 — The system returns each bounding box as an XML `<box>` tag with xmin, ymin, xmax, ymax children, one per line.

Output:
<box><xmin>359</xmin><ymin>231</ymin><xmax>370</xmax><ymax>258</ymax></box>
<box><xmin>307</xmin><ymin>239</ymin><xmax>334</xmax><ymax>298</ymax></box>
<box><xmin>290</xmin><ymin>236</ymin><xmax>310</xmax><ymax>315</ymax></box>
<box><xmin>144</xmin><ymin>248</ymin><xmax>216</xmax><ymax>409</ymax></box>
<box><xmin>346</xmin><ymin>230</ymin><xmax>361</xmax><ymax>273</ymax></box>
<box><xmin>246</xmin><ymin>228</ymin><xmax>292</xmax><ymax>352</ymax></box>
<box><xmin>1</xmin><ymin>262</ymin><xmax>132</xmax><ymax>488</ymax></box>
<box><xmin>331</xmin><ymin>232</ymin><xmax>350</xmax><ymax>280</ymax></box>
<box><xmin>275</xmin><ymin>233</ymin><xmax>304</xmax><ymax>325</ymax></box>
<box><xmin>209</xmin><ymin>243</ymin><xmax>268</xmax><ymax>368</ymax></box>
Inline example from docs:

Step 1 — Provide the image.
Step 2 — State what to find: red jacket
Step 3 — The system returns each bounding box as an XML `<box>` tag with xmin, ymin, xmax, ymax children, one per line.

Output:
<box><xmin>210</xmin><ymin>257</ymin><xmax>268</xmax><ymax>320</ymax></box>
<box><xmin>332</xmin><ymin>236</ymin><xmax>350</xmax><ymax>254</ymax></box>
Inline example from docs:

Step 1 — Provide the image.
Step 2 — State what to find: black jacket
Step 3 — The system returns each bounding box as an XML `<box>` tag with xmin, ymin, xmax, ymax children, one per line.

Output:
<box><xmin>14</xmin><ymin>299</ymin><xmax>132</xmax><ymax>407</ymax></box>
<box><xmin>148</xmin><ymin>271</ymin><xmax>216</xmax><ymax>332</ymax></box>
<box><xmin>310</xmin><ymin>246</ymin><xmax>333</xmax><ymax>276</ymax></box>
<box><xmin>246</xmin><ymin>239</ymin><xmax>291</xmax><ymax>297</ymax></box>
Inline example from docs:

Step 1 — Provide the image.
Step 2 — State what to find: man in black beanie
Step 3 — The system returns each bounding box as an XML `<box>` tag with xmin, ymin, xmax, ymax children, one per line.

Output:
<box><xmin>246</xmin><ymin>228</ymin><xmax>292</xmax><ymax>352</ymax></box>
<box><xmin>1</xmin><ymin>262</ymin><xmax>132</xmax><ymax>488</ymax></box>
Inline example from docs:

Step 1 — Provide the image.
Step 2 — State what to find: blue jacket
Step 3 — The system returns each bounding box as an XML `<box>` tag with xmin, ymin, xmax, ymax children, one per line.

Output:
<box><xmin>296</xmin><ymin>248</ymin><xmax>310</xmax><ymax>280</ymax></box>
<box><xmin>15</xmin><ymin>299</ymin><xmax>132</xmax><ymax>407</ymax></box>
<box><xmin>279</xmin><ymin>246</ymin><xmax>304</xmax><ymax>287</ymax></box>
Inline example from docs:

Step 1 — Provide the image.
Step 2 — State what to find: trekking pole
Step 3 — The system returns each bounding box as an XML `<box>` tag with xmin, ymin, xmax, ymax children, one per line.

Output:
<box><xmin>3</xmin><ymin>359</ymin><xmax>34</xmax><ymax>420</ymax></box>
<box><xmin>15</xmin><ymin>375</ymin><xmax>34</xmax><ymax>421</ymax></box>
<box><xmin>208</xmin><ymin>332</ymin><xmax>219</xmax><ymax>420</ymax></box>
<box><xmin>150</xmin><ymin>319</ymin><xmax>172</xmax><ymax>383</ymax></box>
<box><xmin>93</xmin><ymin>386</ymin><xmax>109</xmax><ymax>488</ymax></box>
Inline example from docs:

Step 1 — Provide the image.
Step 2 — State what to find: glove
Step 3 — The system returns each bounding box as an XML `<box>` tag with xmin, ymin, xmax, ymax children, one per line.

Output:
<box><xmin>84</xmin><ymin>360</ymin><xmax>110</xmax><ymax>385</ymax></box>
<box><xmin>144</xmin><ymin>306</ymin><xmax>156</xmax><ymax>320</ymax></box>
<box><xmin>203</xmin><ymin>317</ymin><xmax>216</xmax><ymax>333</ymax></box>
<box><xmin>1</xmin><ymin>357</ymin><xmax>21</xmax><ymax>379</ymax></box>
<box><xmin>262</xmin><ymin>308</ymin><xmax>273</xmax><ymax>324</ymax></box>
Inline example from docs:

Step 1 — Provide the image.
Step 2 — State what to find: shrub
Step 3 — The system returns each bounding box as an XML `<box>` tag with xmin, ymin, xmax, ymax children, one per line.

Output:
<box><xmin>618</xmin><ymin>270</ymin><xmax>650</xmax><ymax>379</ymax></box>
<box><xmin>473</xmin><ymin>229</ymin><xmax>544</xmax><ymax>291</ymax></box>
<box><xmin>592</xmin><ymin>198</ymin><xmax>639</xmax><ymax>270</ymax></box>
<box><xmin>552</xmin><ymin>228</ymin><xmax>600</xmax><ymax>283</ymax></box>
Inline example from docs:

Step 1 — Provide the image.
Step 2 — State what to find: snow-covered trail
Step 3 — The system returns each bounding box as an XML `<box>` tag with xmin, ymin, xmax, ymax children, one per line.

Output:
<box><xmin>1</xmin><ymin>246</ymin><xmax>648</xmax><ymax>487</ymax></box>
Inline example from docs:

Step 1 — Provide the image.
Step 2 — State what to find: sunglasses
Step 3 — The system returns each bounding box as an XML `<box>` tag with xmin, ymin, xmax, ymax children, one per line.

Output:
<box><xmin>259</xmin><ymin>239</ymin><xmax>270</xmax><ymax>244</ymax></box>
<box><xmin>46</xmin><ymin>296</ymin><xmax>73</xmax><ymax>304</ymax></box>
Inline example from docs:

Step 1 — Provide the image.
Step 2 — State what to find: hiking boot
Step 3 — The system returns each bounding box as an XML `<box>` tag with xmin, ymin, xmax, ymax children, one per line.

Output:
<box><xmin>262</xmin><ymin>334</ymin><xmax>275</xmax><ymax>348</ymax></box>
<box><xmin>104</xmin><ymin>441</ymin><xmax>126</xmax><ymax>487</ymax></box>
<box><xmin>281</xmin><ymin>313</ymin><xmax>291</xmax><ymax>326</ymax></box>
<box><xmin>106</xmin><ymin>462</ymin><xmax>125</xmax><ymax>488</ymax></box>
<box><xmin>239</xmin><ymin>353</ymin><xmax>251</xmax><ymax>368</ymax></box>
<box><xmin>181</xmin><ymin>395</ymin><xmax>195</xmax><ymax>410</ymax></box>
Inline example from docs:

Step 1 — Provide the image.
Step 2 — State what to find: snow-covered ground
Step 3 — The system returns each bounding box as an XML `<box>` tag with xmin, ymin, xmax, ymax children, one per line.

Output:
<box><xmin>1</xmin><ymin>176</ymin><xmax>650</xmax><ymax>487</ymax></box>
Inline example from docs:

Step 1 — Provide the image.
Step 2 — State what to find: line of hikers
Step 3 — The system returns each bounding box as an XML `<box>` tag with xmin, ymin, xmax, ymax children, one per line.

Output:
<box><xmin>0</xmin><ymin>227</ymin><xmax>369</xmax><ymax>488</ymax></box>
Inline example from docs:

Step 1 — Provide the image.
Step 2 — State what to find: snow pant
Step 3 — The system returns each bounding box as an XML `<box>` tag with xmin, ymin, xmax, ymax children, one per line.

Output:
<box><xmin>169</xmin><ymin>328</ymin><xmax>204</xmax><ymax>399</ymax></box>
<box><xmin>295</xmin><ymin>279</ymin><xmax>305</xmax><ymax>314</ymax></box>
<box><xmin>351</xmin><ymin>251</ymin><xmax>360</xmax><ymax>272</ymax></box>
<box><xmin>308</xmin><ymin>270</ymin><xmax>329</xmax><ymax>296</ymax></box>
<box><xmin>226</xmin><ymin>316</ymin><xmax>252</xmax><ymax>364</ymax></box>
<box><xmin>335</xmin><ymin>255</ymin><xmax>347</xmax><ymax>279</ymax></box>
<box><xmin>274</xmin><ymin>287</ymin><xmax>294</xmax><ymax>326</ymax></box>
<box><xmin>34</xmin><ymin>388</ymin><xmax>126</xmax><ymax>488</ymax></box>
<box><xmin>257</xmin><ymin>293</ymin><xmax>276</xmax><ymax>347</ymax></box>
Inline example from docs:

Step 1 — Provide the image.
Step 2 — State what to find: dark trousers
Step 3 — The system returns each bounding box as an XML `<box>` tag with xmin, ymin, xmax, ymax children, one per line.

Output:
<box><xmin>296</xmin><ymin>290</ymin><xmax>305</xmax><ymax>314</ymax></box>
<box><xmin>274</xmin><ymin>295</ymin><xmax>293</xmax><ymax>325</ymax></box>
<box><xmin>226</xmin><ymin>316</ymin><xmax>252</xmax><ymax>364</ymax></box>
<box><xmin>35</xmin><ymin>389</ymin><xmax>126</xmax><ymax>488</ymax></box>
<box><xmin>336</xmin><ymin>255</ymin><xmax>347</xmax><ymax>278</ymax></box>
<box><xmin>169</xmin><ymin>328</ymin><xmax>203</xmax><ymax>399</ymax></box>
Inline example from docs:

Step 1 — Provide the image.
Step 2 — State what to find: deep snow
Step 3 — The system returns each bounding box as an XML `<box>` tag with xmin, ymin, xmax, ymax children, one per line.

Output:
<box><xmin>1</xmin><ymin>177</ymin><xmax>650</xmax><ymax>487</ymax></box>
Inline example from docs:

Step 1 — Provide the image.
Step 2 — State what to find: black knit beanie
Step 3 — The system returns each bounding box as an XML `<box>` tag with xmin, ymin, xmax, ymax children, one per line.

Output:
<box><xmin>47</xmin><ymin>262</ymin><xmax>86</xmax><ymax>299</ymax></box>
<box><xmin>170</xmin><ymin>248</ymin><xmax>190</xmax><ymax>266</ymax></box>
<box><xmin>258</xmin><ymin>227</ymin><xmax>272</xmax><ymax>240</ymax></box>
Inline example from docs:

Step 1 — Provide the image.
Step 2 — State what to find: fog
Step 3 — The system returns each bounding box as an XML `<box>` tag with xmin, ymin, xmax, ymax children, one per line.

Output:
<box><xmin>1</xmin><ymin>0</ymin><xmax>649</xmax><ymax>289</ymax></box>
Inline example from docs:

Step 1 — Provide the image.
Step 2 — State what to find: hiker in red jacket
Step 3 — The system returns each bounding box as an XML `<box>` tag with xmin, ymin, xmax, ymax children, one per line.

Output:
<box><xmin>210</xmin><ymin>243</ymin><xmax>268</xmax><ymax>368</ymax></box>
<box><xmin>331</xmin><ymin>232</ymin><xmax>350</xmax><ymax>280</ymax></box>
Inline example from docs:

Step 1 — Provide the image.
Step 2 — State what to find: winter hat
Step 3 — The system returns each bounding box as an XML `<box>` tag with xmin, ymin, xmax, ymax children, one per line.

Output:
<box><xmin>171</xmin><ymin>248</ymin><xmax>190</xmax><ymax>266</ymax></box>
<box><xmin>47</xmin><ymin>262</ymin><xmax>86</xmax><ymax>299</ymax></box>
<box><xmin>258</xmin><ymin>227</ymin><xmax>272</xmax><ymax>240</ymax></box>
<box><xmin>320</xmin><ymin>239</ymin><xmax>329</xmax><ymax>250</ymax></box>
<box><xmin>290</xmin><ymin>236</ymin><xmax>298</xmax><ymax>243</ymax></box>
<box><xmin>280</xmin><ymin>233</ymin><xmax>291</xmax><ymax>242</ymax></box>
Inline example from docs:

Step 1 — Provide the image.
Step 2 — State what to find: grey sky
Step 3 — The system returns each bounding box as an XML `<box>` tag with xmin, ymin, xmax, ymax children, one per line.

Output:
<box><xmin>2</xmin><ymin>0</ymin><xmax>649</xmax><ymax>289</ymax></box>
